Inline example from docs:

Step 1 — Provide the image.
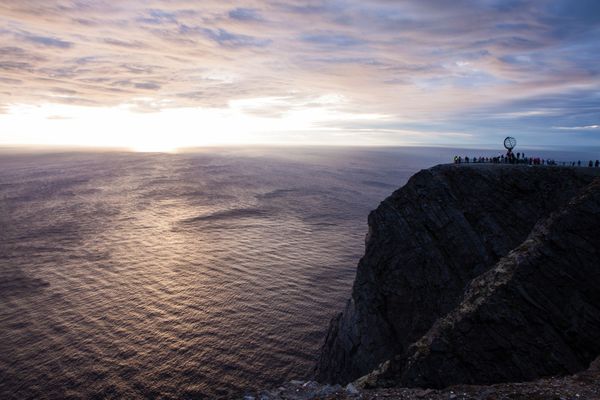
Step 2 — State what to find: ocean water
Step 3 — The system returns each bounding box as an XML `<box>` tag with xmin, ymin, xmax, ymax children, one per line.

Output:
<box><xmin>0</xmin><ymin>146</ymin><xmax>597</xmax><ymax>399</ymax></box>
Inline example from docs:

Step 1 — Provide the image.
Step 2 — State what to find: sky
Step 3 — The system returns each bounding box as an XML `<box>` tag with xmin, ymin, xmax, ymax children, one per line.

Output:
<box><xmin>0</xmin><ymin>0</ymin><xmax>599</xmax><ymax>151</ymax></box>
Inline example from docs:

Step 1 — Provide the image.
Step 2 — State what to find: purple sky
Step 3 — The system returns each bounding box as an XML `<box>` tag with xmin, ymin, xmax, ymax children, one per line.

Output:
<box><xmin>0</xmin><ymin>1</ymin><xmax>599</xmax><ymax>149</ymax></box>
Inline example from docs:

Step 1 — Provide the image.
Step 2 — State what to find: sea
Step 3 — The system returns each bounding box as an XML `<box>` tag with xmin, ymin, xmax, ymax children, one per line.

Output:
<box><xmin>1</xmin><ymin>146</ymin><xmax>598</xmax><ymax>399</ymax></box>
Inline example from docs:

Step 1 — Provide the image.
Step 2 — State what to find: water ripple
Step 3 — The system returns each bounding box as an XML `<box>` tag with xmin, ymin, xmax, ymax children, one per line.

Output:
<box><xmin>0</xmin><ymin>148</ymin><xmax>440</xmax><ymax>399</ymax></box>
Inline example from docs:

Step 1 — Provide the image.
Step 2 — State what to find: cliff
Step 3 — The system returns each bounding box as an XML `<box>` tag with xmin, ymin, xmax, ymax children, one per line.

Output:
<box><xmin>315</xmin><ymin>164</ymin><xmax>600</xmax><ymax>388</ymax></box>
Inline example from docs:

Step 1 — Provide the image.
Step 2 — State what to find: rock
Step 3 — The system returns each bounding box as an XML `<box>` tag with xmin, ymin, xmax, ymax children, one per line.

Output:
<box><xmin>373</xmin><ymin>178</ymin><xmax>600</xmax><ymax>388</ymax></box>
<box><xmin>414</xmin><ymin>388</ymin><xmax>434</xmax><ymax>398</ymax></box>
<box><xmin>316</xmin><ymin>384</ymin><xmax>338</xmax><ymax>397</ymax></box>
<box><xmin>346</xmin><ymin>383</ymin><xmax>360</xmax><ymax>395</ymax></box>
<box><xmin>316</xmin><ymin>165</ymin><xmax>599</xmax><ymax>384</ymax></box>
<box><xmin>254</xmin><ymin>355</ymin><xmax>600</xmax><ymax>398</ymax></box>
<box><xmin>302</xmin><ymin>381</ymin><xmax>319</xmax><ymax>390</ymax></box>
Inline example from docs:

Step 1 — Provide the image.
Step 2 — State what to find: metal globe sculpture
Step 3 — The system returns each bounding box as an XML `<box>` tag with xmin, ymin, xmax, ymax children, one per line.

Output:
<box><xmin>504</xmin><ymin>136</ymin><xmax>517</xmax><ymax>151</ymax></box>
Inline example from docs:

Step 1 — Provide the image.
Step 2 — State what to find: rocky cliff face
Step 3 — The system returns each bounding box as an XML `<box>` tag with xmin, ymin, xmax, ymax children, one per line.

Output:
<box><xmin>315</xmin><ymin>164</ymin><xmax>600</xmax><ymax>387</ymax></box>
<box><xmin>370</xmin><ymin>177</ymin><xmax>600</xmax><ymax>388</ymax></box>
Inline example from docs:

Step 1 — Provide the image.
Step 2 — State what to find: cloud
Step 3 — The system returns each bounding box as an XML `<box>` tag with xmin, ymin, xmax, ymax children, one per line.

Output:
<box><xmin>24</xmin><ymin>35</ymin><xmax>72</xmax><ymax>48</ymax></box>
<box><xmin>103</xmin><ymin>38</ymin><xmax>147</xmax><ymax>49</ymax></box>
<box><xmin>554</xmin><ymin>125</ymin><xmax>600</xmax><ymax>130</ymax></box>
<box><xmin>137</xmin><ymin>9</ymin><xmax>178</xmax><ymax>25</ymax></box>
<box><xmin>0</xmin><ymin>61</ymin><xmax>34</xmax><ymax>71</ymax></box>
<box><xmin>228</xmin><ymin>8</ymin><xmax>263</xmax><ymax>21</ymax></box>
<box><xmin>301</xmin><ymin>32</ymin><xmax>365</xmax><ymax>47</ymax></box>
<box><xmin>134</xmin><ymin>82</ymin><xmax>161</xmax><ymax>90</ymax></box>
<box><xmin>47</xmin><ymin>115</ymin><xmax>71</xmax><ymax>120</ymax></box>
<box><xmin>0</xmin><ymin>46</ymin><xmax>47</xmax><ymax>61</ymax></box>
<box><xmin>273</xmin><ymin>3</ymin><xmax>331</xmax><ymax>15</ymax></box>
<box><xmin>183</xmin><ymin>27</ymin><xmax>272</xmax><ymax>48</ymax></box>
<box><xmin>0</xmin><ymin>77</ymin><xmax>22</xmax><ymax>84</ymax></box>
<box><xmin>0</xmin><ymin>0</ymin><xmax>599</xmax><ymax>146</ymax></box>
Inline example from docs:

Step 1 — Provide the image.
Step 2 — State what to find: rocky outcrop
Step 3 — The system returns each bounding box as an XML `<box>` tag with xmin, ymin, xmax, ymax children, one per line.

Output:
<box><xmin>372</xmin><ymin>178</ymin><xmax>600</xmax><ymax>388</ymax></box>
<box><xmin>315</xmin><ymin>164</ymin><xmax>600</xmax><ymax>386</ymax></box>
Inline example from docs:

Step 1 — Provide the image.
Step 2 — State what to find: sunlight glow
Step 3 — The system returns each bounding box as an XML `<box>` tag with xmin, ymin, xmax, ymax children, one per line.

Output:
<box><xmin>0</xmin><ymin>97</ymin><xmax>394</xmax><ymax>151</ymax></box>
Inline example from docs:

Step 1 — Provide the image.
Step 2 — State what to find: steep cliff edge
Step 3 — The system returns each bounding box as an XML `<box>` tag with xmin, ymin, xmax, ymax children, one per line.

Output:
<box><xmin>371</xmin><ymin>177</ymin><xmax>600</xmax><ymax>388</ymax></box>
<box><xmin>315</xmin><ymin>164</ymin><xmax>600</xmax><ymax>386</ymax></box>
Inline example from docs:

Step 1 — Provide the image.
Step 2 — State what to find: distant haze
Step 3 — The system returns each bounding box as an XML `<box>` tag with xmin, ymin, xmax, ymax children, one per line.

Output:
<box><xmin>0</xmin><ymin>1</ymin><xmax>599</xmax><ymax>150</ymax></box>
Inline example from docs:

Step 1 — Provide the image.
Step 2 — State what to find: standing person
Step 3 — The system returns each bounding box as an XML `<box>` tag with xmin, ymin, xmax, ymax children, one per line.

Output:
<box><xmin>595</xmin><ymin>160</ymin><xmax>599</xmax><ymax>167</ymax></box>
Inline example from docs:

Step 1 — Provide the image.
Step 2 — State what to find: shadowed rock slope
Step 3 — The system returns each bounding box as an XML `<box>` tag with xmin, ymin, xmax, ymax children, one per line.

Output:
<box><xmin>315</xmin><ymin>164</ymin><xmax>600</xmax><ymax>386</ymax></box>
<box><xmin>371</xmin><ymin>177</ymin><xmax>600</xmax><ymax>388</ymax></box>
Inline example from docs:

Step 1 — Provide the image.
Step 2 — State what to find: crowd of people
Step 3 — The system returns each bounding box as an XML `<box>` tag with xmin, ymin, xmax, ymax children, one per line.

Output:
<box><xmin>453</xmin><ymin>152</ymin><xmax>600</xmax><ymax>168</ymax></box>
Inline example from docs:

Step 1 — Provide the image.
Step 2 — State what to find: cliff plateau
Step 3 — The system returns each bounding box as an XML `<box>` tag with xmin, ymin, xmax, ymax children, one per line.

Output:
<box><xmin>315</xmin><ymin>164</ymin><xmax>600</xmax><ymax>389</ymax></box>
